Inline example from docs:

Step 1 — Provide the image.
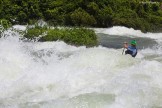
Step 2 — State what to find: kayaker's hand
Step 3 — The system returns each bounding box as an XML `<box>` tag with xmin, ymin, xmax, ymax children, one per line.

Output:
<box><xmin>123</xmin><ymin>42</ymin><xmax>128</xmax><ymax>48</ymax></box>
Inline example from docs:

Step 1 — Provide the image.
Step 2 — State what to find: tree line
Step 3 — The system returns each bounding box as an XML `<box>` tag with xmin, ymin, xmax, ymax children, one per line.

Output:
<box><xmin>0</xmin><ymin>0</ymin><xmax>162</xmax><ymax>32</ymax></box>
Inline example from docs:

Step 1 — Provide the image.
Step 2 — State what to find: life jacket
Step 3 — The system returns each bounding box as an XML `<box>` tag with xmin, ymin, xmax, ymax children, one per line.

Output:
<box><xmin>125</xmin><ymin>46</ymin><xmax>137</xmax><ymax>57</ymax></box>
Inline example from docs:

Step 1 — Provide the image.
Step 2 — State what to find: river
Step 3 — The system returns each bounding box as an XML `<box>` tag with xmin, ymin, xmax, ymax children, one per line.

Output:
<box><xmin>0</xmin><ymin>26</ymin><xmax>162</xmax><ymax>108</ymax></box>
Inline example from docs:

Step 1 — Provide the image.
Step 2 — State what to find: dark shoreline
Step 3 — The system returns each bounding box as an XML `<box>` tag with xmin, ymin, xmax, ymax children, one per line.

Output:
<box><xmin>0</xmin><ymin>0</ymin><xmax>162</xmax><ymax>33</ymax></box>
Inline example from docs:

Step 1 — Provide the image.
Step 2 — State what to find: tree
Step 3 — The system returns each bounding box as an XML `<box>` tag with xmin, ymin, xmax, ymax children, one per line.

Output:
<box><xmin>97</xmin><ymin>6</ymin><xmax>113</xmax><ymax>27</ymax></box>
<box><xmin>70</xmin><ymin>8</ymin><xmax>96</xmax><ymax>26</ymax></box>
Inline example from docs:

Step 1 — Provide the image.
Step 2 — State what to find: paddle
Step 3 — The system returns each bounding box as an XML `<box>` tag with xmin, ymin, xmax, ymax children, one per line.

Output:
<box><xmin>122</xmin><ymin>42</ymin><xmax>127</xmax><ymax>55</ymax></box>
<box><xmin>122</xmin><ymin>47</ymin><xmax>125</xmax><ymax>55</ymax></box>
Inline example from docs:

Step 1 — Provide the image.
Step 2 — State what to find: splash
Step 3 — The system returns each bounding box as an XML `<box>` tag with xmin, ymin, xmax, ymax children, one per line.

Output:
<box><xmin>0</xmin><ymin>26</ymin><xmax>162</xmax><ymax>108</ymax></box>
<box><xmin>94</xmin><ymin>26</ymin><xmax>162</xmax><ymax>40</ymax></box>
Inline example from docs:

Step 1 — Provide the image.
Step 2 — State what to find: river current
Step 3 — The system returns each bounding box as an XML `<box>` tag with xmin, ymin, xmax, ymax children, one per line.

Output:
<box><xmin>0</xmin><ymin>26</ymin><xmax>162</xmax><ymax>108</ymax></box>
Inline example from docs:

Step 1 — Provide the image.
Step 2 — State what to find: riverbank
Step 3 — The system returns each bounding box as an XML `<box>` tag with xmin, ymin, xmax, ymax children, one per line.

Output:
<box><xmin>23</xmin><ymin>26</ymin><xmax>98</xmax><ymax>47</ymax></box>
<box><xmin>0</xmin><ymin>0</ymin><xmax>162</xmax><ymax>32</ymax></box>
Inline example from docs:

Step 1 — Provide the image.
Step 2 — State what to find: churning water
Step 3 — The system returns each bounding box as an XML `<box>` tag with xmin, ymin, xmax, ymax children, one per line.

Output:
<box><xmin>0</xmin><ymin>26</ymin><xmax>162</xmax><ymax>108</ymax></box>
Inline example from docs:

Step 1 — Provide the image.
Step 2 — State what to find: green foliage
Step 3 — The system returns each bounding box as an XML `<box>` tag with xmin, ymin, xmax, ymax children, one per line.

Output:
<box><xmin>0</xmin><ymin>0</ymin><xmax>162</xmax><ymax>32</ymax></box>
<box><xmin>0</xmin><ymin>0</ymin><xmax>3</xmax><ymax>13</ymax></box>
<box><xmin>0</xmin><ymin>19</ymin><xmax>11</xmax><ymax>29</ymax></box>
<box><xmin>24</xmin><ymin>26</ymin><xmax>47</xmax><ymax>39</ymax></box>
<box><xmin>97</xmin><ymin>6</ymin><xmax>113</xmax><ymax>27</ymax></box>
<box><xmin>45</xmin><ymin>9</ymin><xmax>60</xmax><ymax>20</ymax></box>
<box><xmin>17</xmin><ymin>11</ymin><xmax>27</xmax><ymax>24</ymax></box>
<box><xmin>87</xmin><ymin>2</ymin><xmax>99</xmax><ymax>15</ymax></box>
<box><xmin>151</xmin><ymin>3</ymin><xmax>160</xmax><ymax>11</ymax></box>
<box><xmin>70</xmin><ymin>8</ymin><xmax>96</xmax><ymax>26</ymax></box>
<box><xmin>0</xmin><ymin>19</ymin><xmax>12</xmax><ymax>37</ymax></box>
<box><xmin>24</xmin><ymin>27</ymin><xmax>98</xmax><ymax>47</ymax></box>
<box><xmin>143</xmin><ymin>3</ymin><xmax>152</xmax><ymax>12</ymax></box>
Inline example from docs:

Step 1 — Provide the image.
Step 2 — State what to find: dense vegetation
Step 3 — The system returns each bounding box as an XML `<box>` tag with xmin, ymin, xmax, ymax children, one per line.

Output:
<box><xmin>24</xmin><ymin>26</ymin><xmax>98</xmax><ymax>47</ymax></box>
<box><xmin>0</xmin><ymin>0</ymin><xmax>162</xmax><ymax>32</ymax></box>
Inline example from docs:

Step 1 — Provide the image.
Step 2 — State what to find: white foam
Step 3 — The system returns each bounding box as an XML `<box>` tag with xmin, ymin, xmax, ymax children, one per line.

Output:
<box><xmin>94</xmin><ymin>26</ymin><xmax>162</xmax><ymax>40</ymax></box>
<box><xmin>12</xmin><ymin>25</ymin><xmax>27</xmax><ymax>31</ymax></box>
<box><xmin>0</xmin><ymin>26</ymin><xmax>162</xmax><ymax>108</ymax></box>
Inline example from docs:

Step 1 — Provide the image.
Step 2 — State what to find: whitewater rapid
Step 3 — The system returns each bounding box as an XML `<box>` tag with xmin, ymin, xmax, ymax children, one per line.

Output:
<box><xmin>0</xmin><ymin>26</ymin><xmax>162</xmax><ymax>108</ymax></box>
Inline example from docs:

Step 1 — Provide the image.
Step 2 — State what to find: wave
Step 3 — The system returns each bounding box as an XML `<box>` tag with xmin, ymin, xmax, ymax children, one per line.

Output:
<box><xmin>0</xmin><ymin>25</ymin><xmax>162</xmax><ymax>108</ymax></box>
<box><xmin>94</xmin><ymin>26</ymin><xmax>162</xmax><ymax>40</ymax></box>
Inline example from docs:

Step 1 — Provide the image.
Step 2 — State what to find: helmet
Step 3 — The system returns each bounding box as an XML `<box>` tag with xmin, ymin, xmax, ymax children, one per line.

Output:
<box><xmin>131</xmin><ymin>40</ymin><xmax>136</xmax><ymax>45</ymax></box>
